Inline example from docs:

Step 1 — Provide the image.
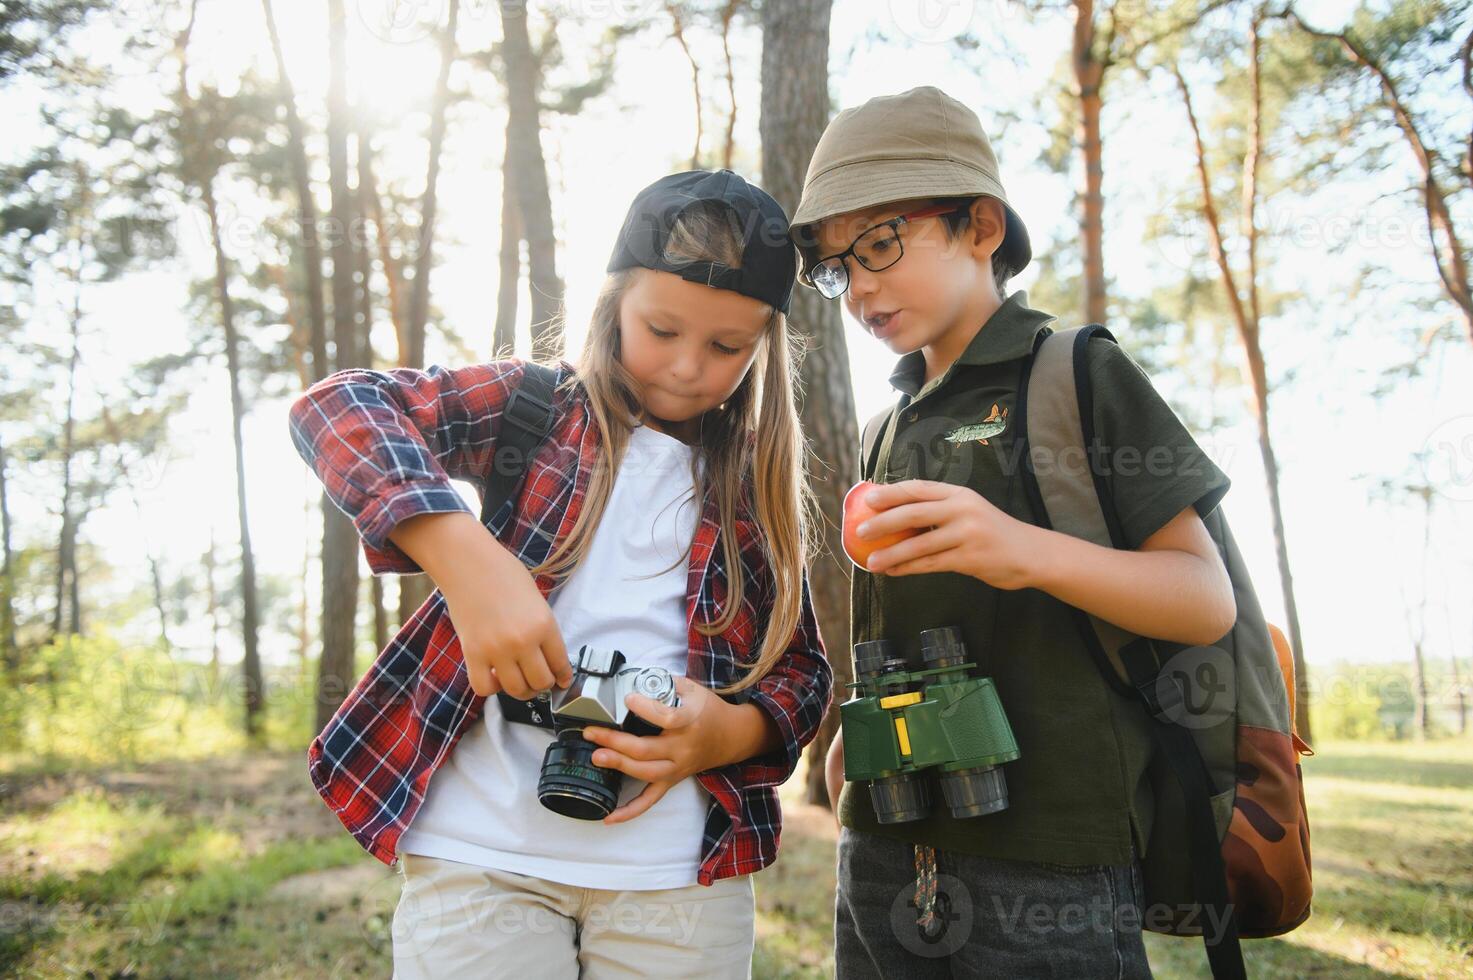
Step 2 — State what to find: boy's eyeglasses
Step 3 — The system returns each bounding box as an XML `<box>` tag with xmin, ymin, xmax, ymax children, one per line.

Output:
<box><xmin>799</xmin><ymin>204</ymin><xmax>967</xmax><ymax>300</ymax></box>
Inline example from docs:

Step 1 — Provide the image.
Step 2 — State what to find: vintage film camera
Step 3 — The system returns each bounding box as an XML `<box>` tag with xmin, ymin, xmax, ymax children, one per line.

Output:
<box><xmin>498</xmin><ymin>645</ymin><xmax>680</xmax><ymax>820</ymax></box>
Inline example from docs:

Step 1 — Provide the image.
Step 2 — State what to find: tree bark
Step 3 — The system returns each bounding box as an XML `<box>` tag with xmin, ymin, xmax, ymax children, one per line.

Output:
<box><xmin>1175</xmin><ymin>64</ymin><xmax>1312</xmax><ymax>741</ymax></box>
<box><xmin>0</xmin><ymin>434</ymin><xmax>15</xmax><ymax>672</ymax></box>
<box><xmin>358</xmin><ymin>137</ymin><xmax>408</xmax><ymax>363</ymax></box>
<box><xmin>1073</xmin><ymin>0</ymin><xmax>1107</xmax><ymax>325</ymax></box>
<box><xmin>720</xmin><ymin>0</ymin><xmax>739</xmax><ymax>169</ymax></box>
<box><xmin>667</xmin><ymin>2</ymin><xmax>703</xmax><ymax>168</ymax></box>
<box><xmin>261</xmin><ymin>0</ymin><xmax>329</xmax><ymax>384</ymax></box>
<box><xmin>52</xmin><ymin>289</ymin><xmax>81</xmax><ymax>640</ymax></box>
<box><xmin>760</xmin><ymin>0</ymin><xmax>854</xmax><ymax>806</ymax></box>
<box><xmin>178</xmin><ymin>0</ymin><xmax>264</xmax><ymax>738</ymax></box>
<box><xmin>100</xmin><ymin>406</ymin><xmax>171</xmax><ymax>653</ymax></box>
<box><xmin>405</xmin><ymin>0</ymin><xmax>460</xmax><ymax>371</ymax></box>
<box><xmin>318</xmin><ymin>0</ymin><xmax>364</xmax><ymax>734</ymax></box>
<box><xmin>494</xmin><ymin>123</ymin><xmax>521</xmax><ymax>357</ymax></box>
<box><xmin>202</xmin><ymin>177</ymin><xmax>266</xmax><ymax>739</ymax></box>
<box><xmin>205</xmin><ymin>529</ymin><xmax>222</xmax><ymax>683</ymax></box>
<box><xmin>499</xmin><ymin>1</ymin><xmax>564</xmax><ymax>354</ymax></box>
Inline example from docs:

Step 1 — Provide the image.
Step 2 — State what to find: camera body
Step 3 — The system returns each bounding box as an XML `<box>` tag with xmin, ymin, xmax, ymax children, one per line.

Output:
<box><xmin>497</xmin><ymin>645</ymin><xmax>680</xmax><ymax>820</ymax></box>
<box><xmin>840</xmin><ymin>626</ymin><xmax>1019</xmax><ymax>823</ymax></box>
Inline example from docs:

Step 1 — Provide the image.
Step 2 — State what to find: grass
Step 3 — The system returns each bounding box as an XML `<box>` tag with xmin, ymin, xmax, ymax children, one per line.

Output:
<box><xmin>0</xmin><ymin>738</ymin><xmax>1468</xmax><ymax>977</ymax></box>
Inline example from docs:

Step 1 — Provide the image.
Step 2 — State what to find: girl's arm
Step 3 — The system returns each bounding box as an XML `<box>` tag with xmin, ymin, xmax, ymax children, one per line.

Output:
<box><xmin>287</xmin><ymin>358</ymin><xmax>536</xmax><ymax>575</ymax></box>
<box><xmin>731</xmin><ymin>568</ymin><xmax>833</xmax><ymax>786</ymax></box>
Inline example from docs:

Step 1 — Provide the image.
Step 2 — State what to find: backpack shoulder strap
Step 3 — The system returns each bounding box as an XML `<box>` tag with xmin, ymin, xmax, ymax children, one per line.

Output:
<box><xmin>860</xmin><ymin>402</ymin><xmax>899</xmax><ymax>482</ymax></box>
<box><xmin>478</xmin><ymin>361</ymin><xmax>559</xmax><ymax>528</ymax></box>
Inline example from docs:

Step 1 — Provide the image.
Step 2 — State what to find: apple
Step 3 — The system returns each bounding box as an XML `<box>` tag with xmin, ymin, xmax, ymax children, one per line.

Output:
<box><xmin>842</xmin><ymin>481</ymin><xmax>920</xmax><ymax>570</ymax></box>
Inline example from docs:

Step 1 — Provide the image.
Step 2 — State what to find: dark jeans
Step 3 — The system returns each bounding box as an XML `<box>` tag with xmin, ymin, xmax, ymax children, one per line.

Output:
<box><xmin>834</xmin><ymin>827</ymin><xmax>1153</xmax><ymax>979</ymax></box>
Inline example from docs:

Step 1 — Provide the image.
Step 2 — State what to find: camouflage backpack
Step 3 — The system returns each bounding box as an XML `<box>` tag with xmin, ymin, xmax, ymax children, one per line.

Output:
<box><xmin>1018</xmin><ymin>325</ymin><xmax>1314</xmax><ymax>979</ymax></box>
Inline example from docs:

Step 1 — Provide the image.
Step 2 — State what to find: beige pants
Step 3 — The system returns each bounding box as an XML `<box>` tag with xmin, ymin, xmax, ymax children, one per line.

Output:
<box><xmin>391</xmin><ymin>853</ymin><xmax>755</xmax><ymax>979</ymax></box>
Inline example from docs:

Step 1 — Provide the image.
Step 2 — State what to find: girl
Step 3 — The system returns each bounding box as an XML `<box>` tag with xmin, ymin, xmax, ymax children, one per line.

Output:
<box><xmin>288</xmin><ymin>170</ymin><xmax>832</xmax><ymax>979</ymax></box>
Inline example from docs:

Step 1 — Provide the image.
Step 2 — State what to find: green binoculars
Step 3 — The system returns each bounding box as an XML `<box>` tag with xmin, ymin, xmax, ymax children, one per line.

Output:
<box><xmin>840</xmin><ymin>626</ymin><xmax>1020</xmax><ymax>824</ymax></box>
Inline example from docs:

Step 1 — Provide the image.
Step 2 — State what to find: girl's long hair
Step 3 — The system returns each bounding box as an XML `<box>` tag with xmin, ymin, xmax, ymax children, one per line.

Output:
<box><xmin>528</xmin><ymin>202</ymin><xmax>818</xmax><ymax>693</ymax></box>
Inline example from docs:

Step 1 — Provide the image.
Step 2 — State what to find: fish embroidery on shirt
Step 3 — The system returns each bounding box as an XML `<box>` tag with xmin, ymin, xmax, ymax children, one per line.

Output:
<box><xmin>944</xmin><ymin>403</ymin><xmax>1009</xmax><ymax>446</ymax></box>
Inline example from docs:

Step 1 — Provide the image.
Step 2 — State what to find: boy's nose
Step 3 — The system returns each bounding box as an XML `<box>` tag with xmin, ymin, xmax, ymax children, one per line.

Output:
<box><xmin>847</xmin><ymin>259</ymin><xmax>880</xmax><ymax>300</ymax></box>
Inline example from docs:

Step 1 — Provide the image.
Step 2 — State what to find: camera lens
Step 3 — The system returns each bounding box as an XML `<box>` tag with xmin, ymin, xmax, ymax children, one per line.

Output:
<box><xmin>537</xmin><ymin>729</ymin><xmax>621</xmax><ymax>820</ymax></box>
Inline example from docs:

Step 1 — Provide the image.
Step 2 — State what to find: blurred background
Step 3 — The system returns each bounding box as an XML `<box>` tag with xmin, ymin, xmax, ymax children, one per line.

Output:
<box><xmin>0</xmin><ymin>0</ymin><xmax>1469</xmax><ymax>976</ymax></box>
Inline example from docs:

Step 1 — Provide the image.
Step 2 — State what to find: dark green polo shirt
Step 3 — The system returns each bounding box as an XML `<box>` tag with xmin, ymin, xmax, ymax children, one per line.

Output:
<box><xmin>840</xmin><ymin>291</ymin><xmax>1231</xmax><ymax>867</ymax></box>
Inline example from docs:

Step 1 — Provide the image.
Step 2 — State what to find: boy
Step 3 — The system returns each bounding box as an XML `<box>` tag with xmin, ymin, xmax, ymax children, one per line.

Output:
<box><xmin>790</xmin><ymin>87</ymin><xmax>1235</xmax><ymax>978</ymax></box>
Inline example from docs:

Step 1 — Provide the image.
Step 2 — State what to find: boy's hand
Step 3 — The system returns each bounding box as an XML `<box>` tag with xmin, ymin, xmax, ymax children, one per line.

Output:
<box><xmin>855</xmin><ymin>480</ymin><xmax>1039</xmax><ymax>588</ymax></box>
<box><xmin>580</xmin><ymin>677</ymin><xmax>773</xmax><ymax>824</ymax></box>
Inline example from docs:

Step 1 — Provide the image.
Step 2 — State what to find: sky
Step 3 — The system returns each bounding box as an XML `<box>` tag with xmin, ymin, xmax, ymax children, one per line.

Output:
<box><xmin>5</xmin><ymin>0</ymin><xmax>1471</xmax><ymax>686</ymax></box>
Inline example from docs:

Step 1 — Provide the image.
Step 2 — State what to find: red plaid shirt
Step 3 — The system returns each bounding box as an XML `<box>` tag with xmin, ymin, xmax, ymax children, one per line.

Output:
<box><xmin>288</xmin><ymin>357</ymin><xmax>832</xmax><ymax>885</ymax></box>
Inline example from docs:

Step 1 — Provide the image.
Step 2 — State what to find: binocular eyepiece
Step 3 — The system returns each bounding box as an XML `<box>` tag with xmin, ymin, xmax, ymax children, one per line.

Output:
<box><xmin>842</xmin><ymin>627</ymin><xmax>1020</xmax><ymax>825</ymax></box>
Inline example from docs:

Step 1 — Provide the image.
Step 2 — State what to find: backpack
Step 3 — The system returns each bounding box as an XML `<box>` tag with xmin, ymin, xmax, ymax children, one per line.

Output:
<box><xmin>476</xmin><ymin>361</ymin><xmax>559</xmax><ymax>529</ymax></box>
<box><xmin>859</xmin><ymin>325</ymin><xmax>1313</xmax><ymax>980</ymax></box>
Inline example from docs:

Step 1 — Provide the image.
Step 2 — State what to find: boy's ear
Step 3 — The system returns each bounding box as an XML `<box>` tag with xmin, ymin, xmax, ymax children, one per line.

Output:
<box><xmin>967</xmin><ymin>197</ymin><xmax>1006</xmax><ymax>261</ymax></box>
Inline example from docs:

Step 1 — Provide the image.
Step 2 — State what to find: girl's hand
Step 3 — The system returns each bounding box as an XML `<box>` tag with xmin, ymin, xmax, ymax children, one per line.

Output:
<box><xmin>855</xmin><ymin>480</ymin><xmax>1041</xmax><ymax>588</ymax></box>
<box><xmin>390</xmin><ymin>511</ymin><xmax>574</xmax><ymax>700</ymax></box>
<box><xmin>580</xmin><ymin>676</ymin><xmax>771</xmax><ymax>824</ymax></box>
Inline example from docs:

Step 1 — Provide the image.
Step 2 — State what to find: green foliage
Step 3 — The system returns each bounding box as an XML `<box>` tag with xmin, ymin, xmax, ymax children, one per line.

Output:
<box><xmin>1311</xmin><ymin>659</ymin><xmax>1470</xmax><ymax>741</ymax></box>
<box><xmin>0</xmin><ymin>633</ymin><xmax>320</xmax><ymax>773</ymax></box>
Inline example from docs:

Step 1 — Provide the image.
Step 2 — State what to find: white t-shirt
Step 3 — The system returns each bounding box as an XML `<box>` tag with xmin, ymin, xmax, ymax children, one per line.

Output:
<box><xmin>397</xmin><ymin>423</ymin><xmax>711</xmax><ymax>889</ymax></box>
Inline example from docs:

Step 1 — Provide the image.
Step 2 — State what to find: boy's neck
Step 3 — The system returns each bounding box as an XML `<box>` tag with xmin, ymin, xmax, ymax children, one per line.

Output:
<box><xmin>921</xmin><ymin>289</ymin><xmax>1006</xmax><ymax>386</ymax></box>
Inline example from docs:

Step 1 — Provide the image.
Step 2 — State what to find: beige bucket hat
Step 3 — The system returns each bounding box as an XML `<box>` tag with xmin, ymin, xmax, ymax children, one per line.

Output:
<box><xmin>789</xmin><ymin>86</ymin><xmax>1032</xmax><ymax>277</ymax></box>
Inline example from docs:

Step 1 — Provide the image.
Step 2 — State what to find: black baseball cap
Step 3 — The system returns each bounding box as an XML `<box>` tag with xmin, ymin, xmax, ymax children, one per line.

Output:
<box><xmin>606</xmin><ymin>170</ymin><xmax>797</xmax><ymax>315</ymax></box>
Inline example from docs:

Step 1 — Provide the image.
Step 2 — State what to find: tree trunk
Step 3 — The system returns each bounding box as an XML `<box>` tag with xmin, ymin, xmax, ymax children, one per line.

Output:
<box><xmin>203</xmin><ymin>177</ymin><xmax>265</xmax><ymax>739</ymax></box>
<box><xmin>318</xmin><ymin>0</ymin><xmax>363</xmax><ymax>734</ymax></box>
<box><xmin>371</xmin><ymin>575</ymin><xmax>389</xmax><ymax>653</ymax></box>
<box><xmin>499</xmin><ymin>1</ymin><xmax>564</xmax><ymax>354</ymax></box>
<box><xmin>205</xmin><ymin>529</ymin><xmax>222</xmax><ymax>683</ymax></box>
<box><xmin>667</xmin><ymin>2</ymin><xmax>703</xmax><ymax>168</ymax></box>
<box><xmin>1410</xmin><ymin>490</ymin><xmax>1433</xmax><ymax>739</ymax></box>
<box><xmin>760</xmin><ymin>0</ymin><xmax>854</xmax><ymax>806</ymax></box>
<box><xmin>405</xmin><ymin>0</ymin><xmax>460</xmax><ymax>371</ymax></box>
<box><xmin>52</xmin><ymin>284</ymin><xmax>82</xmax><ymax>640</ymax></box>
<box><xmin>1176</xmin><ymin>65</ymin><xmax>1312</xmax><ymax>741</ymax></box>
<box><xmin>261</xmin><ymin>0</ymin><xmax>328</xmax><ymax>383</ymax></box>
<box><xmin>0</xmin><ymin>434</ymin><xmax>15</xmax><ymax>673</ymax></box>
<box><xmin>358</xmin><ymin>136</ymin><xmax>408</xmax><ymax>362</ymax></box>
<box><xmin>299</xmin><ymin>482</ymin><xmax>311</xmax><ymax>676</ymax></box>
<box><xmin>1073</xmin><ymin>0</ymin><xmax>1107</xmax><ymax>325</ymax></box>
<box><xmin>1451</xmin><ymin>630</ymin><xmax>1468</xmax><ymax>735</ymax></box>
<box><xmin>721</xmin><ymin>0</ymin><xmax>739</xmax><ymax>169</ymax></box>
<box><xmin>494</xmin><ymin>125</ymin><xmax>521</xmax><ymax>357</ymax></box>
<box><xmin>100</xmin><ymin>407</ymin><xmax>171</xmax><ymax>653</ymax></box>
